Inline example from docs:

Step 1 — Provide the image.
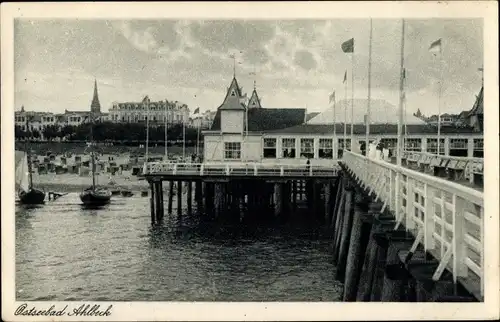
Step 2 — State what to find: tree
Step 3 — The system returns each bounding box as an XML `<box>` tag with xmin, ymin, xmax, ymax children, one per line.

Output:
<box><xmin>42</xmin><ymin>124</ymin><xmax>60</xmax><ymax>141</ymax></box>
<box><xmin>15</xmin><ymin>125</ymin><xmax>28</xmax><ymax>140</ymax></box>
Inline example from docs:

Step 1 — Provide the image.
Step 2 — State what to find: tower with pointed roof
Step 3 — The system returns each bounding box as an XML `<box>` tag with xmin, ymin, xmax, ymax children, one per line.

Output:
<box><xmin>218</xmin><ymin>76</ymin><xmax>246</xmax><ymax>133</ymax></box>
<box><xmin>247</xmin><ymin>88</ymin><xmax>262</xmax><ymax>109</ymax></box>
<box><xmin>90</xmin><ymin>79</ymin><xmax>101</xmax><ymax>114</ymax></box>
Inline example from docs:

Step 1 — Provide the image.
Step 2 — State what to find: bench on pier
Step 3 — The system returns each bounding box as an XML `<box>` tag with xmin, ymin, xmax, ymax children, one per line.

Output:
<box><xmin>432</xmin><ymin>158</ymin><xmax>449</xmax><ymax>178</ymax></box>
<box><xmin>446</xmin><ymin>159</ymin><xmax>468</xmax><ymax>181</ymax></box>
<box><xmin>472</xmin><ymin>163</ymin><xmax>484</xmax><ymax>186</ymax></box>
<box><xmin>406</xmin><ymin>152</ymin><xmax>421</xmax><ymax>169</ymax></box>
<box><xmin>418</xmin><ymin>154</ymin><xmax>432</xmax><ymax>173</ymax></box>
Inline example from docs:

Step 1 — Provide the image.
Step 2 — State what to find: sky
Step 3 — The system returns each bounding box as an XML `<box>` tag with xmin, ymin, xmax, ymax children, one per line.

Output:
<box><xmin>14</xmin><ymin>18</ymin><xmax>483</xmax><ymax>116</ymax></box>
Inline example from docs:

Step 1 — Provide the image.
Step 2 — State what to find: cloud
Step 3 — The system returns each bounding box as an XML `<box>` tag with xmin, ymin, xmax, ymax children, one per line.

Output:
<box><xmin>14</xmin><ymin>19</ymin><xmax>483</xmax><ymax>117</ymax></box>
<box><xmin>113</xmin><ymin>21</ymin><xmax>158</xmax><ymax>53</ymax></box>
<box><xmin>294</xmin><ymin>50</ymin><xmax>317</xmax><ymax>71</ymax></box>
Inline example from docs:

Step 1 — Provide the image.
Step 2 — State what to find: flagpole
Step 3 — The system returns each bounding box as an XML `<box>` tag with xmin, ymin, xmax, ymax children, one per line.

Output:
<box><xmin>182</xmin><ymin>113</ymin><xmax>186</xmax><ymax>160</ymax></box>
<box><xmin>366</xmin><ymin>19</ymin><xmax>373</xmax><ymax>156</ymax></box>
<box><xmin>164</xmin><ymin>100</ymin><xmax>168</xmax><ymax>160</ymax></box>
<box><xmin>145</xmin><ymin>97</ymin><xmax>150</xmax><ymax>174</ymax></box>
<box><xmin>333</xmin><ymin>94</ymin><xmax>337</xmax><ymax>158</ymax></box>
<box><xmin>437</xmin><ymin>44</ymin><xmax>443</xmax><ymax>155</ymax></box>
<box><xmin>350</xmin><ymin>53</ymin><xmax>355</xmax><ymax>151</ymax></box>
<box><xmin>397</xmin><ymin>19</ymin><xmax>406</xmax><ymax>168</ymax></box>
<box><xmin>344</xmin><ymin>71</ymin><xmax>347</xmax><ymax>151</ymax></box>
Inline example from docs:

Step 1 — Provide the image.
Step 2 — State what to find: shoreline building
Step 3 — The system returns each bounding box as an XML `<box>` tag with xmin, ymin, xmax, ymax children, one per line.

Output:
<box><xmin>108</xmin><ymin>96</ymin><xmax>189</xmax><ymax>126</ymax></box>
<box><xmin>203</xmin><ymin>76</ymin><xmax>484</xmax><ymax>164</ymax></box>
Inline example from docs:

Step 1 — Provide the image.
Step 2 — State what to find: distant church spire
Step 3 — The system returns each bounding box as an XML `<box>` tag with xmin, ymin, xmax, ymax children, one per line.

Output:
<box><xmin>90</xmin><ymin>79</ymin><xmax>101</xmax><ymax>114</ymax></box>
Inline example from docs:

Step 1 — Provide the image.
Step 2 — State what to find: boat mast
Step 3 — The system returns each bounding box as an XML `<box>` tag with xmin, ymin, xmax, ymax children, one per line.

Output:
<box><xmin>90</xmin><ymin>111</ymin><xmax>96</xmax><ymax>189</ymax></box>
<box><xmin>25</xmin><ymin>117</ymin><xmax>33</xmax><ymax>190</ymax></box>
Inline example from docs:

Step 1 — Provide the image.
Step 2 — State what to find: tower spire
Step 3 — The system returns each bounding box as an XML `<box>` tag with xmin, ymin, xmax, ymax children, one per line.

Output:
<box><xmin>90</xmin><ymin>78</ymin><xmax>101</xmax><ymax>114</ymax></box>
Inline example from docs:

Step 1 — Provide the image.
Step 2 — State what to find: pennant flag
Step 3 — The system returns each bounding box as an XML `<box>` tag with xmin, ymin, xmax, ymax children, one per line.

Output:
<box><xmin>478</xmin><ymin>67</ymin><xmax>483</xmax><ymax>72</ymax></box>
<box><xmin>429</xmin><ymin>38</ymin><xmax>442</xmax><ymax>55</ymax></box>
<box><xmin>329</xmin><ymin>91</ymin><xmax>336</xmax><ymax>104</ymax></box>
<box><xmin>341</xmin><ymin>38</ymin><xmax>354</xmax><ymax>53</ymax></box>
<box><xmin>193</xmin><ymin>107</ymin><xmax>200</xmax><ymax>114</ymax></box>
<box><xmin>343</xmin><ymin>70</ymin><xmax>347</xmax><ymax>83</ymax></box>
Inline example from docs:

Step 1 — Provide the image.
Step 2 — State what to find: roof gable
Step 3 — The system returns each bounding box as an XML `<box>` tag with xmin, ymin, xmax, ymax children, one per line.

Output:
<box><xmin>247</xmin><ymin>89</ymin><xmax>262</xmax><ymax>109</ymax></box>
<box><xmin>469</xmin><ymin>86</ymin><xmax>483</xmax><ymax>116</ymax></box>
<box><xmin>219</xmin><ymin>77</ymin><xmax>245</xmax><ymax>111</ymax></box>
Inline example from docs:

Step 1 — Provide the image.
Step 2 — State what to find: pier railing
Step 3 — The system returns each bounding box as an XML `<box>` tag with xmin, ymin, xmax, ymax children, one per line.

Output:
<box><xmin>145</xmin><ymin>161</ymin><xmax>340</xmax><ymax>178</ymax></box>
<box><xmin>402</xmin><ymin>151</ymin><xmax>483</xmax><ymax>184</ymax></box>
<box><xmin>342</xmin><ymin>151</ymin><xmax>484</xmax><ymax>299</ymax></box>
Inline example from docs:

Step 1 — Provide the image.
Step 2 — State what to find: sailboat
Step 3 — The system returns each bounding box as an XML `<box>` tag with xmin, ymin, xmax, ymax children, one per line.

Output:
<box><xmin>80</xmin><ymin>99</ymin><xmax>112</xmax><ymax>206</ymax></box>
<box><xmin>16</xmin><ymin>149</ymin><xmax>46</xmax><ymax>205</ymax></box>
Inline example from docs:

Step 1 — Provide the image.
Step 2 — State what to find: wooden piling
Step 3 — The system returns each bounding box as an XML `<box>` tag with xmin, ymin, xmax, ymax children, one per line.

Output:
<box><xmin>334</xmin><ymin>185</ymin><xmax>354</xmax><ymax>282</ymax></box>
<box><xmin>274</xmin><ymin>182</ymin><xmax>283</xmax><ymax>217</ymax></box>
<box><xmin>343</xmin><ymin>194</ymin><xmax>372</xmax><ymax>301</ymax></box>
<box><xmin>149</xmin><ymin>181</ymin><xmax>155</xmax><ymax>224</ymax></box>
<box><xmin>168</xmin><ymin>180</ymin><xmax>174</xmax><ymax>214</ymax></box>
<box><xmin>177</xmin><ymin>180</ymin><xmax>182</xmax><ymax>215</ymax></box>
<box><xmin>158</xmin><ymin>181</ymin><xmax>164</xmax><ymax>222</ymax></box>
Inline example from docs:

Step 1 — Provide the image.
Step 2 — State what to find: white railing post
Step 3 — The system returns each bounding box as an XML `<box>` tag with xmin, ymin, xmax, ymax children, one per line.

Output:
<box><xmin>173</xmin><ymin>164</ymin><xmax>177</xmax><ymax>175</ymax></box>
<box><xmin>468</xmin><ymin>162</ymin><xmax>474</xmax><ymax>184</ymax></box>
<box><xmin>200</xmin><ymin>164</ymin><xmax>204</xmax><ymax>176</ymax></box>
<box><xmin>226</xmin><ymin>164</ymin><xmax>230</xmax><ymax>175</ymax></box>
<box><xmin>254</xmin><ymin>164</ymin><xmax>258</xmax><ymax>176</ymax></box>
<box><xmin>452</xmin><ymin>194</ymin><xmax>467</xmax><ymax>283</ymax></box>
<box><xmin>405</xmin><ymin>177</ymin><xmax>415</xmax><ymax>232</ymax></box>
<box><xmin>424</xmin><ymin>183</ymin><xmax>435</xmax><ymax>251</ymax></box>
<box><xmin>280</xmin><ymin>166</ymin><xmax>284</xmax><ymax>176</ymax></box>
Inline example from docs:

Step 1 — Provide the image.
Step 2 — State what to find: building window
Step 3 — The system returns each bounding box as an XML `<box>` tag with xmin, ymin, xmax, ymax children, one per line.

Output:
<box><xmin>263</xmin><ymin>138</ymin><xmax>277</xmax><ymax>158</ymax></box>
<box><xmin>319</xmin><ymin>138</ymin><xmax>333</xmax><ymax>159</ymax></box>
<box><xmin>449</xmin><ymin>138</ymin><xmax>468</xmax><ymax>157</ymax></box>
<box><xmin>300</xmin><ymin>138</ymin><xmax>314</xmax><ymax>158</ymax></box>
<box><xmin>426</xmin><ymin>138</ymin><xmax>445</xmax><ymax>155</ymax></box>
<box><xmin>473</xmin><ymin>138</ymin><xmax>483</xmax><ymax>158</ymax></box>
<box><xmin>281</xmin><ymin>138</ymin><xmax>296</xmax><ymax>158</ymax></box>
<box><xmin>339</xmin><ymin>138</ymin><xmax>351</xmax><ymax>150</ymax></box>
<box><xmin>224</xmin><ymin>142</ymin><xmax>241</xmax><ymax>159</ymax></box>
<box><xmin>404</xmin><ymin>138</ymin><xmax>422</xmax><ymax>152</ymax></box>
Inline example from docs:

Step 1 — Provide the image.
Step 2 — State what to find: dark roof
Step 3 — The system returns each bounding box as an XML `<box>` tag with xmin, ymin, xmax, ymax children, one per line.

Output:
<box><xmin>210</xmin><ymin>108</ymin><xmax>306</xmax><ymax>132</ymax></box>
<box><xmin>265</xmin><ymin>123</ymin><xmax>481</xmax><ymax>135</ymax></box>
<box><xmin>468</xmin><ymin>86</ymin><xmax>483</xmax><ymax>116</ymax></box>
<box><xmin>306</xmin><ymin>112</ymin><xmax>320</xmax><ymax>122</ymax></box>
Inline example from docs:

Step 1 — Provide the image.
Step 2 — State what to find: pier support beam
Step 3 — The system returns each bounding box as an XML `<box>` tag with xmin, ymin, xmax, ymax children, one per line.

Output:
<box><xmin>168</xmin><ymin>180</ymin><xmax>174</xmax><ymax>214</ymax></box>
<box><xmin>177</xmin><ymin>180</ymin><xmax>182</xmax><ymax>215</ymax></box>
<box><xmin>274</xmin><ymin>182</ymin><xmax>283</xmax><ymax>217</ymax></box>
<box><xmin>343</xmin><ymin>193</ymin><xmax>371</xmax><ymax>301</ymax></box>
<box><xmin>335</xmin><ymin>184</ymin><xmax>354</xmax><ymax>282</ymax></box>
<box><xmin>214</xmin><ymin>183</ymin><xmax>224</xmax><ymax>218</ymax></box>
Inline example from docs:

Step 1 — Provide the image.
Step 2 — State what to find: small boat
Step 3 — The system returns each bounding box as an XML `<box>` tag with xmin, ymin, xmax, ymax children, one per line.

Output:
<box><xmin>141</xmin><ymin>191</ymin><xmax>148</xmax><ymax>197</ymax></box>
<box><xmin>79</xmin><ymin>89</ymin><xmax>112</xmax><ymax>207</ymax></box>
<box><xmin>120</xmin><ymin>190</ymin><xmax>134</xmax><ymax>197</ymax></box>
<box><xmin>16</xmin><ymin>121</ymin><xmax>46</xmax><ymax>206</ymax></box>
<box><xmin>80</xmin><ymin>186</ymin><xmax>112</xmax><ymax>206</ymax></box>
<box><xmin>111</xmin><ymin>190</ymin><xmax>121</xmax><ymax>196</ymax></box>
<box><xmin>19</xmin><ymin>188</ymin><xmax>46</xmax><ymax>205</ymax></box>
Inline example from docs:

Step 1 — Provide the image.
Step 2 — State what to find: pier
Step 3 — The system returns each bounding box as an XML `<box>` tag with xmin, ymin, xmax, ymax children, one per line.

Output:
<box><xmin>143</xmin><ymin>151</ymin><xmax>484</xmax><ymax>302</ymax></box>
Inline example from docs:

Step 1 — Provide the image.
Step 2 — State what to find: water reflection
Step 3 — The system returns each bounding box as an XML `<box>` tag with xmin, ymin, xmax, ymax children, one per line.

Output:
<box><xmin>16</xmin><ymin>192</ymin><xmax>342</xmax><ymax>301</ymax></box>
